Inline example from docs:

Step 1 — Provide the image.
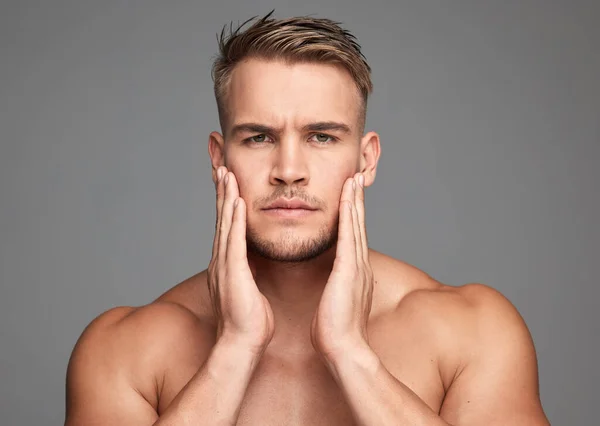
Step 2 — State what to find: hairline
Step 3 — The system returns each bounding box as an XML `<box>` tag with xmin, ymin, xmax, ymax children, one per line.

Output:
<box><xmin>218</xmin><ymin>56</ymin><xmax>368</xmax><ymax>137</ymax></box>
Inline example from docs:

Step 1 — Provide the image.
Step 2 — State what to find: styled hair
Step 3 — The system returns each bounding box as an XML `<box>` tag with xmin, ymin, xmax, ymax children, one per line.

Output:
<box><xmin>212</xmin><ymin>10</ymin><xmax>373</xmax><ymax>133</ymax></box>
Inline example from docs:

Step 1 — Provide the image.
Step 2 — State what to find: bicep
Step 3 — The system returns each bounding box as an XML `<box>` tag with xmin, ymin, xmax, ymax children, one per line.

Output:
<box><xmin>439</xmin><ymin>285</ymin><xmax>549</xmax><ymax>426</ymax></box>
<box><xmin>65</xmin><ymin>308</ymin><xmax>159</xmax><ymax>426</ymax></box>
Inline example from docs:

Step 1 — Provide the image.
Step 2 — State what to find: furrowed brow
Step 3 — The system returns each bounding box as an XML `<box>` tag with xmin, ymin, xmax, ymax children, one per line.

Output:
<box><xmin>229</xmin><ymin>121</ymin><xmax>352</xmax><ymax>137</ymax></box>
<box><xmin>302</xmin><ymin>122</ymin><xmax>352</xmax><ymax>134</ymax></box>
<box><xmin>230</xmin><ymin>123</ymin><xmax>279</xmax><ymax>137</ymax></box>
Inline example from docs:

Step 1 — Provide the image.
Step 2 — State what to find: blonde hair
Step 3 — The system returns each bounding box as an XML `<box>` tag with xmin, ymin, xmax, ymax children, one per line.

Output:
<box><xmin>212</xmin><ymin>10</ymin><xmax>373</xmax><ymax>133</ymax></box>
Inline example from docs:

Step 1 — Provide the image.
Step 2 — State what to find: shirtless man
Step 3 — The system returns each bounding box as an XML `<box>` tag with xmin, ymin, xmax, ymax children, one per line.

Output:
<box><xmin>65</xmin><ymin>12</ymin><xmax>550</xmax><ymax>426</ymax></box>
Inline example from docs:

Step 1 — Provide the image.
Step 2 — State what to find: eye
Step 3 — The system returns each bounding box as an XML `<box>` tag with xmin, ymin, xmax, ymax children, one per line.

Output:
<box><xmin>246</xmin><ymin>134</ymin><xmax>271</xmax><ymax>144</ymax></box>
<box><xmin>309</xmin><ymin>133</ymin><xmax>336</xmax><ymax>144</ymax></box>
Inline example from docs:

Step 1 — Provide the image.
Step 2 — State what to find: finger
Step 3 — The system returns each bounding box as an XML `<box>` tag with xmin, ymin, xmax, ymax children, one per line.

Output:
<box><xmin>350</xmin><ymin>176</ymin><xmax>363</xmax><ymax>262</ymax></box>
<box><xmin>336</xmin><ymin>179</ymin><xmax>358</xmax><ymax>265</ymax></box>
<box><xmin>218</xmin><ymin>171</ymin><xmax>239</xmax><ymax>264</ymax></box>
<box><xmin>339</xmin><ymin>177</ymin><xmax>355</xmax><ymax>206</ymax></box>
<box><xmin>226</xmin><ymin>197</ymin><xmax>248</xmax><ymax>264</ymax></box>
<box><xmin>212</xmin><ymin>167</ymin><xmax>228</xmax><ymax>261</ymax></box>
<box><xmin>354</xmin><ymin>173</ymin><xmax>369</xmax><ymax>262</ymax></box>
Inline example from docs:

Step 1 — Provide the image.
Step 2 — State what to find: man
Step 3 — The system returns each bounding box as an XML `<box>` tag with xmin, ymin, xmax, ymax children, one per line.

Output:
<box><xmin>65</xmin><ymin>12</ymin><xmax>549</xmax><ymax>426</ymax></box>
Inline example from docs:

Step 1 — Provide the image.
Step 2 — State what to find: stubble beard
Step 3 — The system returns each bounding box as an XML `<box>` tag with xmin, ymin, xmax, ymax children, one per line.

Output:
<box><xmin>246</xmin><ymin>220</ymin><xmax>338</xmax><ymax>263</ymax></box>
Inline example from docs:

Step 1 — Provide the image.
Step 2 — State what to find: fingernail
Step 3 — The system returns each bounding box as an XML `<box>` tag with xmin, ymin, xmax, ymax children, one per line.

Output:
<box><xmin>217</xmin><ymin>168</ymin><xmax>223</xmax><ymax>181</ymax></box>
<box><xmin>225</xmin><ymin>173</ymin><xmax>229</xmax><ymax>185</ymax></box>
<box><xmin>352</xmin><ymin>179</ymin><xmax>356</xmax><ymax>191</ymax></box>
<box><xmin>359</xmin><ymin>174</ymin><xmax>365</xmax><ymax>187</ymax></box>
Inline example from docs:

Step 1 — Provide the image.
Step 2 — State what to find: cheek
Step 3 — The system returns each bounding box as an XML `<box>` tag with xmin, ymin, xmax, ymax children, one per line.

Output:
<box><xmin>321</xmin><ymin>174</ymin><xmax>353</xmax><ymax>212</ymax></box>
<box><xmin>321</xmin><ymin>163</ymin><xmax>355</xmax><ymax>191</ymax></box>
<box><xmin>232</xmin><ymin>171</ymin><xmax>252</xmax><ymax>197</ymax></box>
<box><xmin>226</xmin><ymin>150</ymin><xmax>264</xmax><ymax>195</ymax></box>
<box><xmin>227</xmin><ymin>166</ymin><xmax>263</xmax><ymax>208</ymax></box>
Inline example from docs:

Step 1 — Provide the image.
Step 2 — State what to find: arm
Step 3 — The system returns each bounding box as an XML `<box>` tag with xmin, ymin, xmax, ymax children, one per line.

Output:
<box><xmin>438</xmin><ymin>284</ymin><xmax>550</xmax><ymax>426</ymax></box>
<box><xmin>65</xmin><ymin>305</ymin><xmax>264</xmax><ymax>426</ymax></box>
<box><xmin>325</xmin><ymin>342</ymin><xmax>449</xmax><ymax>426</ymax></box>
<box><xmin>155</xmin><ymin>336</ymin><xmax>263</xmax><ymax>426</ymax></box>
<box><xmin>320</xmin><ymin>284</ymin><xmax>549</xmax><ymax>426</ymax></box>
<box><xmin>66</xmin><ymin>168</ymin><xmax>273</xmax><ymax>425</ymax></box>
<box><xmin>65</xmin><ymin>307</ymin><xmax>158</xmax><ymax>426</ymax></box>
<box><xmin>312</xmin><ymin>175</ymin><xmax>450</xmax><ymax>425</ymax></box>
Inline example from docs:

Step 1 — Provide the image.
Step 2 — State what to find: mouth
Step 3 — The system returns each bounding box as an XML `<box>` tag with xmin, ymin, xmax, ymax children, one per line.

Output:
<box><xmin>262</xmin><ymin>198</ymin><xmax>317</xmax><ymax>218</ymax></box>
<box><xmin>263</xmin><ymin>198</ymin><xmax>317</xmax><ymax>211</ymax></box>
<box><xmin>262</xmin><ymin>207</ymin><xmax>316</xmax><ymax>218</ymax></box>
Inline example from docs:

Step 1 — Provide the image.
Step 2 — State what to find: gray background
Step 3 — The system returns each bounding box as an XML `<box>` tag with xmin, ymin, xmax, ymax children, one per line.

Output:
<box><xmin>1</xmin><ymin>0</ymin><xmax>598</xmax><ymax>424</ymax></box>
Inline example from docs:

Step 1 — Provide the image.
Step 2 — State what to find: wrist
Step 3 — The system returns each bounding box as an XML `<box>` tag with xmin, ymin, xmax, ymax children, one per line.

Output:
<box><xmin>217</xmin><ymin>332</ymin><xmax>270</xmax><ymax>359</ymax></box>
<box><xmin>206</xmin><ymin>337</ymin><xmax>266</xmax><ymax>382</ymax></box>
<box><xmin>321</xmin><ymin>340</ymin><xmax>380</xmax><ymax>381</ymax></box>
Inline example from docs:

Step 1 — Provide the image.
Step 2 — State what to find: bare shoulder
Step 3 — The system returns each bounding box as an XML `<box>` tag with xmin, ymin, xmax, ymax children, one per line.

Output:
<box><xmin>372</xmin><ymin>251</ymin><xmax>547</xmax><ymax>423</ymax></box>
<box><xmin>396</xmin><ymin>276</ymin><xmax>534</xmax><ymax>356</ymax></box>
<box><xmin>382</xmin><ymin>271</ymin><xmax>547</xmax><ymax>424</ymax></box>
<box><xmin>71</xmin><ymin>300</ymin><xmax>210</xmax><ymax>354</ymax></box>
<box><xmin>400</xmin><ymin>280</ymin><xmax>523</xmax><ymax>323</ymax></box>
<box><xmin>68</xmin><ymin>300</ymin><xmax>214</xmax><ymax>379</ymax></box>
<box><xmin>404</xmin><ymin>281</ymin><xmax>533</xmax><ymax>350</ymax></box>
<box><xmin>155</xmin><ymin>269</ymin><xmax>214</xmax><ymax>320</ymax></box>
<box><xmin>371</xmin><ymin>250</ymin><xmax>527</xmax><ymax>334</ymax></box>
<box><xmin>66</xmin><ymin>300</ymin><xmax>215</xmax><ymax>422</ymax></box>
<box><xmin>425</xmin><ymin>286</ymin><xmax>547</xmax><ymax>424</ymax></box>
<box><xmin>371</xmin><ymin>250</ymin><xmax>539</xmax><ymax>374</ymax></box>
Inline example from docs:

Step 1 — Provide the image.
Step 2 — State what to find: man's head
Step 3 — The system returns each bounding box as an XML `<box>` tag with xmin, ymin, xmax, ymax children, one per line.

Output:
<box><xmin>208</xmin><ymin>11</ymin><xmax>380</xmax><ymax>263</ymax></box>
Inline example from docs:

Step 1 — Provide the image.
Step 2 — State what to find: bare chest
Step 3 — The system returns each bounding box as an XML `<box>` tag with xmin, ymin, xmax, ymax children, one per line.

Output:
<box><xmin>157</xmin><ymin>322</ymin><xmax>447</xmax><ymax>425</ymax></box>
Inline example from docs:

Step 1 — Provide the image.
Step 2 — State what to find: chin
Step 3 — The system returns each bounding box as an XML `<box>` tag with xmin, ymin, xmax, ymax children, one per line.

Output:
<box><xmin>246</xmin><ymin>225</ymin><xmax>337</xmax><ymax>263</ymax></box>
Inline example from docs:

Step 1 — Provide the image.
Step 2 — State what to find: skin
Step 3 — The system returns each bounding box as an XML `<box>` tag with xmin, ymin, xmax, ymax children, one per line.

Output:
<box><xmin>65</xmin><ymin>58</ymin><xmax>550</xmax><ymax>425</ymax></box>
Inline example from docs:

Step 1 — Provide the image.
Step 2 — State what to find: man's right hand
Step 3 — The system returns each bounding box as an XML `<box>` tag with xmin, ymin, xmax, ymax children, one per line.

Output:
<box><xmin>65</xmin><ymin>166</ymin><xmax>276</xmax><ymax>426</ymax></box>
<box><xmin>208</xmin><ymin>166</ymin><xmax>275</xmax><ymax>354</ymax></box>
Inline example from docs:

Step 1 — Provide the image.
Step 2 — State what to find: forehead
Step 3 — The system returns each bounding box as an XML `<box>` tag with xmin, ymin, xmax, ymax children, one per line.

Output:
<box><xmin>225</xmin><ymin>58</ymin><xmax>361</xmax><ymax>133</ymax></box>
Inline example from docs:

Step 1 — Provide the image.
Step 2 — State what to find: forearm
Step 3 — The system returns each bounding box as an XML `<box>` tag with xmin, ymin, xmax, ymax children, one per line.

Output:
<box><xmin>154</xmin><ymin>338</ymin><xmax>263</xmax><ymax>426</ymax></box>
<box><xmin>324</xmin><ymin>343</ymin><xmax>450</xmax><ymax>426</ymax></box>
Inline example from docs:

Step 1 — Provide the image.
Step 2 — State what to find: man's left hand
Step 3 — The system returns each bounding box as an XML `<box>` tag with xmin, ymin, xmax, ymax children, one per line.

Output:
<box><xmin>311</xmin><ymin>173</ymin><xmax>375</xmax><ymax>360</ymax></box>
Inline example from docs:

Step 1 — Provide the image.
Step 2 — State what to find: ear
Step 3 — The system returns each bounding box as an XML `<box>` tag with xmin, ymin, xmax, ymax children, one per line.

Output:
<box><xmin>208</xmin><ymin>131</ymin><xmax>226</xmax><ymax>185</ymax></box>
<box><xmin>359</xmin><ymin>131</ymin><xmax>381</xmax><ymax>187</ymax></box>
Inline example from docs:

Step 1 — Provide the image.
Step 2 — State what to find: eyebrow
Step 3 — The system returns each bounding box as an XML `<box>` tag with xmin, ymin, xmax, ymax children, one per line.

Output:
<box><xmin>230</xmin><ymin>121</ymin><xmax>352</xmax><ymax>137</ymax></box>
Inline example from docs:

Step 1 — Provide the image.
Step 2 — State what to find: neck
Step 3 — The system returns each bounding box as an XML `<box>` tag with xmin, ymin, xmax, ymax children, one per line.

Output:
<box><xmin>247</xmin><ymin>246</ymin><xmax>337</xmax><ymax>357</ymax></box>
<box><xmin>249</xmin><ymin>246</ymin><xmax>336</xmax><ymax>302</ymax></box>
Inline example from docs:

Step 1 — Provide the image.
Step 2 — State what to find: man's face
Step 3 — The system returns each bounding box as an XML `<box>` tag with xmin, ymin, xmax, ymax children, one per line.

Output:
<box><xmin>215</xmin><ymin>58</ymin><xmax>369</xmax><ymax>262</ymax></box>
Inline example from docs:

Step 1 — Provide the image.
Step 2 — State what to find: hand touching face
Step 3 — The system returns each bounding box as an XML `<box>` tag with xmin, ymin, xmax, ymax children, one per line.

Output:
<box><xmin>311</xmin><ymin>173</ymin><xmax>374</xmax><ymax>359</ymax></box>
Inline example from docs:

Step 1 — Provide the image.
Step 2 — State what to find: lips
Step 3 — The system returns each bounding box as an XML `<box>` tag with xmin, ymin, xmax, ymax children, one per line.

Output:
<box><xmin>264</xmin><ymin>198</ymin><xmax>316</xmax><ymax>210</ymax></box>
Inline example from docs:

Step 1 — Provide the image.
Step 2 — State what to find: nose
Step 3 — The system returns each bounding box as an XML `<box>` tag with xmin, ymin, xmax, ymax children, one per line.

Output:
<box><xmin>269</xmin><ymin>138</ymin><xmax>309</xmax><ymax>187</ymax></box>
